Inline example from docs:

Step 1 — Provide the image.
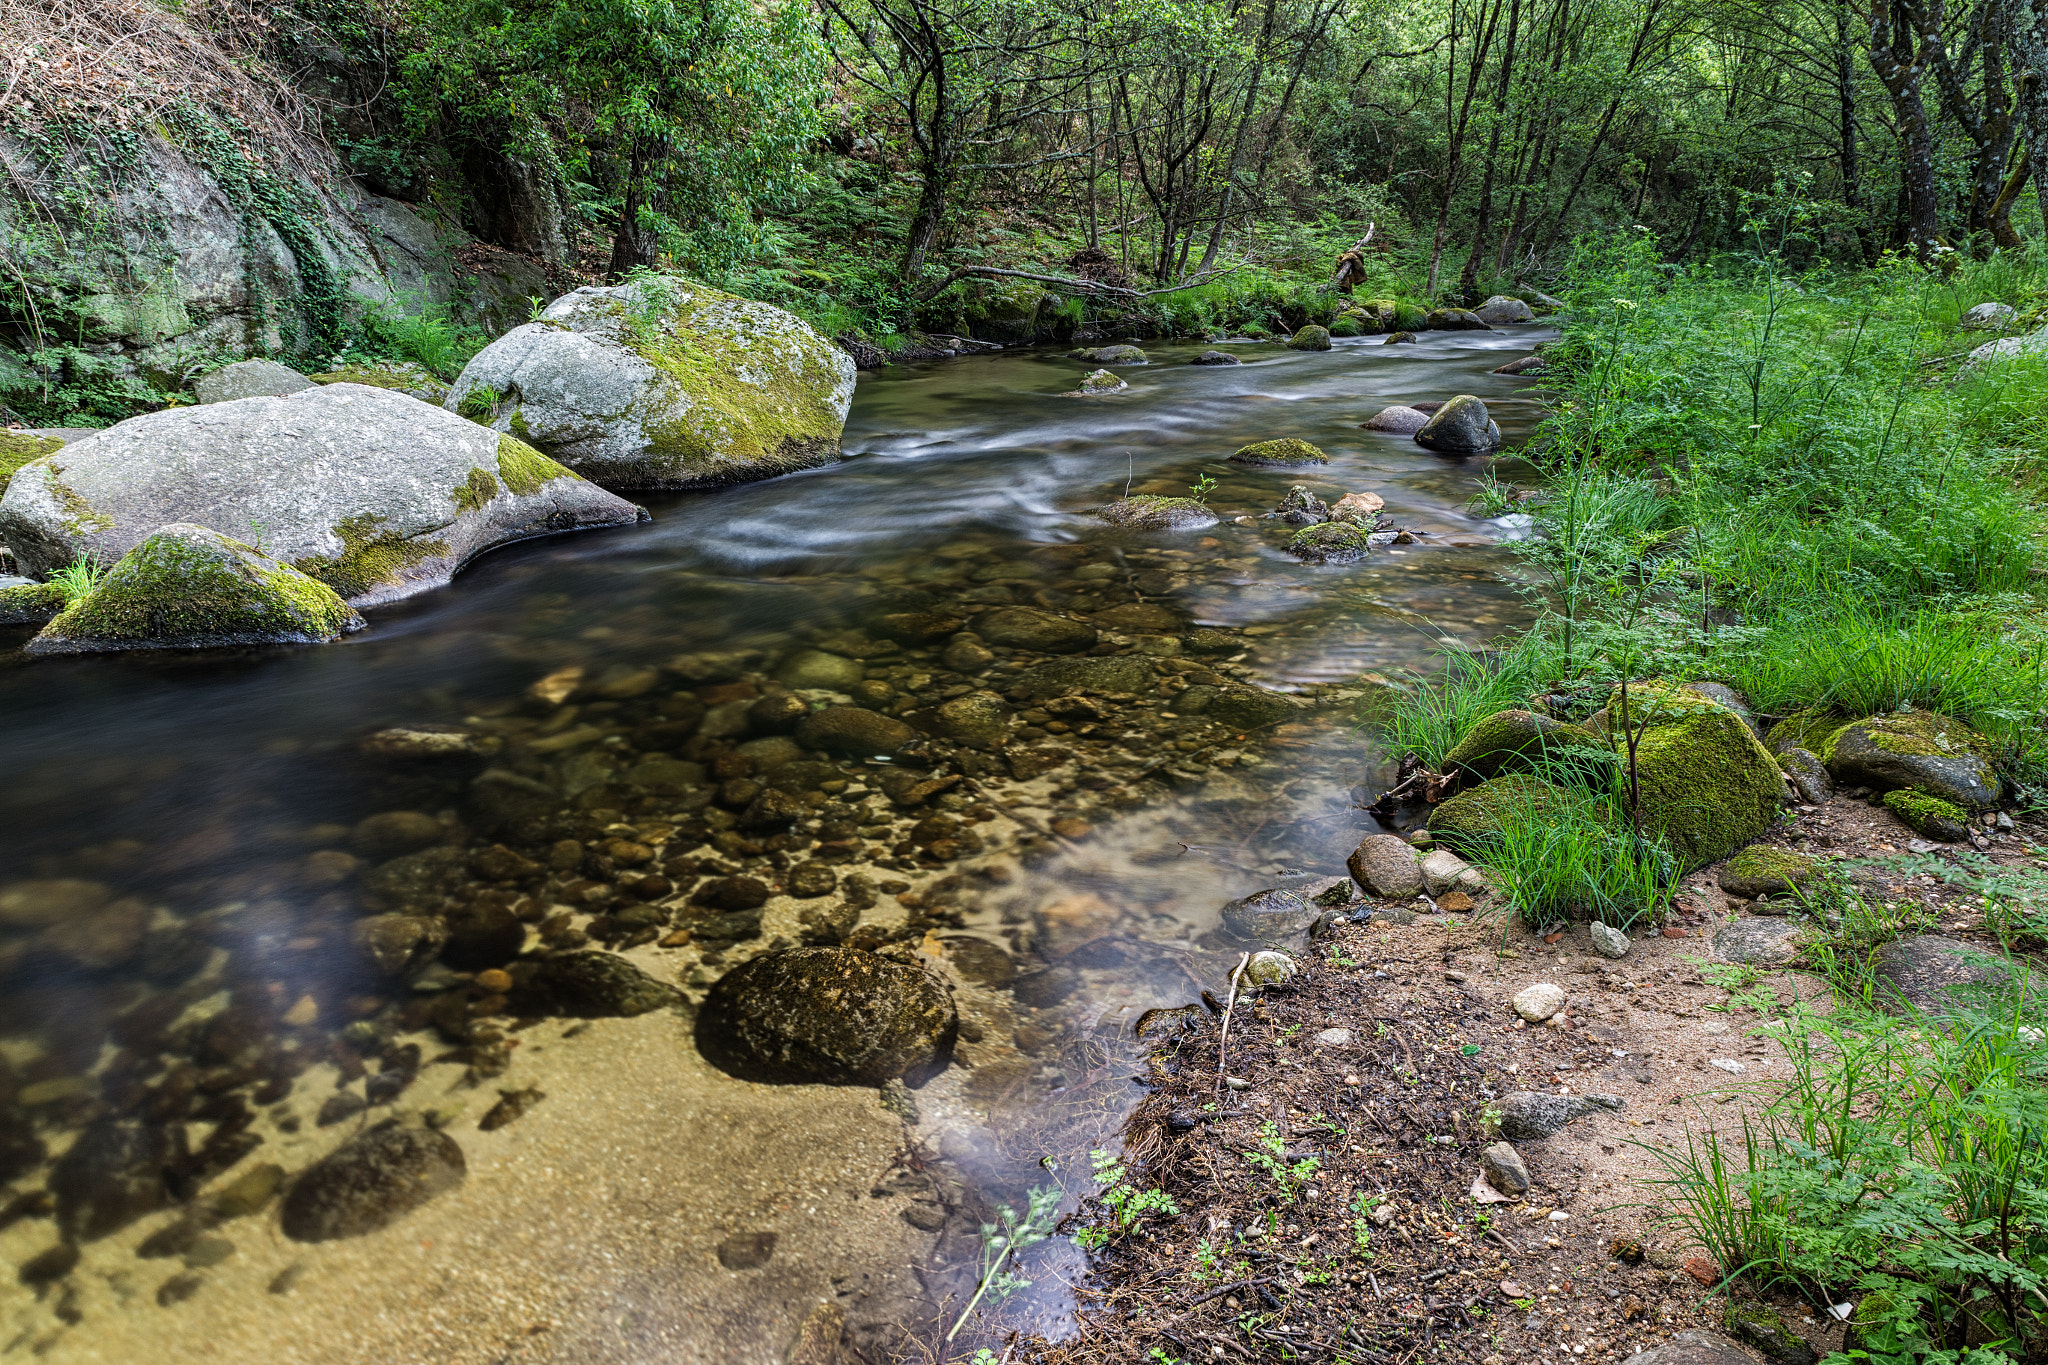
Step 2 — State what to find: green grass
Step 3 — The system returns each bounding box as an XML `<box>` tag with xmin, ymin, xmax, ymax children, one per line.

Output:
<box><xmin>47</xmin><ymin>557</ymin><xmax>107</xmax><ymax>603</ymax></box>
<box><xmin>1459</xmin><ymin>762</ymin><xmax>1671</xmax><ymax>930</ymax></box>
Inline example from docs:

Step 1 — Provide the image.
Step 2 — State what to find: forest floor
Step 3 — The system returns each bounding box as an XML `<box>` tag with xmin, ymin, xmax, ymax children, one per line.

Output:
<box><xmin>1017</xmin><ymin>791</ymin><xmax>2048</xmax><ymax>1365</ymax></box>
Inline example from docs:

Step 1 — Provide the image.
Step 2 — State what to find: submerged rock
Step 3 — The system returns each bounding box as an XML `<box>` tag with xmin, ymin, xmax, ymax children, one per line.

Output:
<box><xmin>523</xmin><ymin>950</ymin><xmax>682</xmax><ymax>1016</ymax></box>
<box><xmin>695</xmin><ymin>947</ymin><xmax>958</xmax><ymax>1086</ymax></box>
<box><xmin>1096</xmin><ymin>496</ymin><xmax>1218</xmax><ymax>530</ymax></box>
<box><xmin>446</xmin><ymin>276</ymin><xmax>857</xmax><ymax>491</ymax></box>
<box><xmin>0</xmin><ymin>386</ymin><xmax>642</xmax><ymax>605</ymax></box>
<box><xmin>1189</xmin><ymin>351</ymin><xmax>1241</xmax><ymax>366</ymax></box>
<box><xmin>280</xmin><ymin>1126</ymin><xmax>466</xmax><ymax>1242</ymax></box>
<box><xmin>1413</xmin><ymin>394</ymin><xmax>1501</xmax><ymax>455</ymax></box>
<box><xmin>27</xmin><ymin>524</ymin><xmax>363</xmax><ymax>655</ymax></box>
<box><xmin>1229</xmin><ymin>438</ymin><xmax>1329</xmax><ymax>467</ymax></box>
<box><xmin>975</xmin><ymin>607</ymin><xmax>1098</xmax><ymax>653</ymax></box>
<box><xmin>1012</xmin><ymin>654</ymin><xmax>1152</xmax><ymax>698</ymax></box>
<box><xmin>52</xmin><ymin>1119</ymin><xmax>169</xmax><ymax>1241</ymax></box>
<box><xmin>1219</xmin><ymin>888</ymin><xmax>1321</xmax><ymax>948</ymax></box>
<box><xmin>794</xmin><ymin>706</ymin><xmax>918</xmax><ymax>756</ymax></box>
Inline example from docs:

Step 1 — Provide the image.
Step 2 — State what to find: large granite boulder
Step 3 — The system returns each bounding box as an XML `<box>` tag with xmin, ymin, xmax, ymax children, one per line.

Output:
<box><xmin>1474</xmin><ymin>295</ymin><xmax>1537</xmax><ymax>325</ymax></box>
<box><xmin>445</xmin><ymin>276</ymin><xmax>857</xmax><ymax>490</ymax></box>
<box><xmin>0</xmin><ymin>384</ymin><xmax>642</xmax><ymax>606</ymax></box>
<box><xmin>1414</xmin><ymin>395</ymin><xmax>1501</xmax><ymax>454</ymax></box>
<box><xmin>26</xmin><ymin>524</ymin><xmax>363</xmax><ymax>655</ymax></box>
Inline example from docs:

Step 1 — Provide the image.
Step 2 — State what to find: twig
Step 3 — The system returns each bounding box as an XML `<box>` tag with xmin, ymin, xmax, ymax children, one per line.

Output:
<box><xmin>1213</xmin><ymin>953</ymin><xmax>1251</xmax><ymax>1103</ymax></box>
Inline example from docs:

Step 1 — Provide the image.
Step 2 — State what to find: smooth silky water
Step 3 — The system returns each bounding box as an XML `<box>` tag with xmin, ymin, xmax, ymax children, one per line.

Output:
<box><xmin>0</xmin><ymin>327</ymin><xmax>1547</xmax><ymax>1364</ymax></box>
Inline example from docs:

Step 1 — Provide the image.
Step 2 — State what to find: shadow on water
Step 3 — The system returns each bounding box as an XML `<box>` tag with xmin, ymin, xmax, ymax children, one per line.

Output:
<box><xmin>0</xmin><ymin>327</ymin><xmax>1549</xmax><ymax>1363</ymax></box>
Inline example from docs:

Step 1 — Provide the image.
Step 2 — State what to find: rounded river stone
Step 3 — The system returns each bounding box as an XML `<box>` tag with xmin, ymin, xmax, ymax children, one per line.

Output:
<box><xmin>695</xmin><ymin>946</ymin><xmax>958</xmax><ymax>1086</ymax></box>
<box><xmin>280</xmin><ymin>1126</ymin><xmax>467</xmax><ymax>1242</ymax></box>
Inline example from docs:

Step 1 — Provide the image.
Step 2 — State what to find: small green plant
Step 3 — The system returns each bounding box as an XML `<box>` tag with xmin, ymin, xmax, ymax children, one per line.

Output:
<box><xmin>1244</xmin><ymin>1122</ymin><xmax>1320</xmax><ymax>1203</ymax></box>
<box><xmin>457</xmin><ymin>384</ymin><xmax>502</xmax><ymax>422</ymax></box>
<box><xmin>1466</xmin><ymin>468</ymin><xmax>1521</xmax><ymax>518</ymax></box>
<box><xmin>1075</xmin><ymin>1149</ymin><xmax>1180</xmax><ymax>1250</ymax></box>
<box><xmin>1189</xmin><ymin>472</ymin><xmax>1219</xmax><ymax>503</ymax></box>
<box><xmin>47</xmin><ymin>557</ymin><xmax>106</xmax><ymax>604</ymax></box>
<box><xmin>946</xmin><ymin>1184</ymin><xmax>1062</xmax><ymax>1340</ymax></box>
<box><xmin>1349</xmin><ymin>1191</ymin><xmax>1377</xmax><ymax>1258</ymax></box>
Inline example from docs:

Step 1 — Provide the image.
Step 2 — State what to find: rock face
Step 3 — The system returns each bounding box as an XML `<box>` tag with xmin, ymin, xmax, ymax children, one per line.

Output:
<box><xmin>1442</xmin><ymin>709</ymin><xmax>1605</xmax><ymax>781</ymax></box>
<box><xmin>1286</xmin><ymin>325</ymin><xmax>1332</xmax><ymax>351</ymax></box>
<box><xmin>0</xmin><ymin>385</ymin><xmax>643</xmax><ymax>605</ymax></box>
<box><xmin>193</xmin><ymin>359</ymin><xmax>315</xmax><ymax>404</ymax></box>
<box><xmin>446</xmin><ymin>277</ymin><xmax>857</xmax><ymax>491</ymax></box>
<box><xmin>1611</xmin><ymin>684</ymin><xmax>1786</xmax><ymax>871</ymax></box>
<box><xmin>27</xmin><ymin>524</ymin><xmax>364</xmax><ymax>655</ymax></box>
<box><xmin>1474</xmin><ymin>295</ymin><xmax>1537</xmax><ymax>325</ymax></box>
<box><xmin>1229</xmin><ymin>438</ymin><xmax>1329</xmax><ymax>467</ymax></box>
<box><xmin>1361</xmin><ymin>405</ymin><xmax>1430</xmax><ymax>434</ymax></box>
<box><xmin>1097</xmin><ymin>496</ymin><xmax>1218</xmax><ymax>530</ymax></box>
<box><xmin>1496</xmin><ymin>1090</ymin><xmax>1622</xmax><ymax>1139</ymax></box>
<box><xmin>1620</xmin><ymin>1329</ymin><xmax>1760</xmax><ymax>1365</ymax></box>
<box><xmin>1413</xmin><ymin>394</ymin><xmax>1501</xmax><ymax>454</ymax></box>
<box><xmin>1717</xmin><ymin>846</ymin><xmax>1818</xmax><ymax>900</ymax></box>
<box><xmin>1823</xmin><ymin>712</ymin><xmax>2001</xmax><ymax>810</ymax></box>
<box><xmin>1348</xmin><ymin>834</ymin><xmax>1422</xmax><ymax>899</ymax></box>
<box><xmin>280</xmin><ymin>1126</ymin><xmax>467</xmax><ymax>1242</ymax></box>
<box><xmin>695</xmin><ymin>947</ymin><xmax>958</xmax><ymax>1086</ymax></box>
<box><xmin>1871</xmin><ymin>934</ymin><xmax>2008</xmax><ymax>1012</ymax></box>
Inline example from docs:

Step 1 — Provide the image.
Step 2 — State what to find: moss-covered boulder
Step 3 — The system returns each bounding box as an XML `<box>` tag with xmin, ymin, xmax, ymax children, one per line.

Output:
<box><xmin>1286</xmin><ymin>325</ymin><xmax>1332</xmax><ymax>351</ymax></box>
<box><xmin>1424</xmin><ymin>308</ymin><xmax>1492</xmax><ymax>331</ymax></box>
<box><xmin>1606</xmin><ymin>683</ymin><xmax>1787</xmax><ymax>871</ymax></box>
<box><xmin>0</xmin><ymin>430</ymin><xmax>64</xmax><ymax>496</ymax></box>
<box><xmin>1763</xmin><ymin>707</ymin><xmax>1846</xmax><ymax>757</ymax></box>
<box><xmin>1442</xmin><ymin>709</ymin><xmax>1607</xmax><ymax>782</ymax></box>
<box><xmin>0</xmin><ymin>580</ymin><xmax>65</xmax><ymax>625</ymax></box>
<box><xmin>1384</xmin><ymin>331</ymin><xmax>1419</xmax><ymax>345</ymax></box>
<box><xmin>309</xmin><ymin>361</ymin><xmax>449</xmax><ymax>406</ymax></box>
<box><xmin>1229</xmin><ymin>438</ymin><xmax>1329</xmax><ymax>467</ymax></box>
<box><xmin>1717</xmin><ymin>845</ymin><xmax>1819</xmax><ymax>899</ymax></box>
<box><xmin>26</xmin><ymin>524</ymin><xmax>364</xmax><ymax>655</ymax></box>
<box><xmin>0</xmin><ymin>385</ymin><xmax>643</xmax><ymax>606</ymax></box>
<box><xmin>695</xmin><ymin>946</ymin><xmax>958</xmax><ymax>1086</ymax></box>
<box><xmin>1066</xmin><ymin>368</ymin><xmax>1128</xmax><ymax>395</ymax></box>
<box><xmin>1474</xmin><ymin>295</ymin><xmax>1537</xmax><ymax>325</ymax></box>
<box><xmin>1097</xmin><ymin>496</ymin><xmax>1218</xmax><ymax>530</ymax></box>
<box><xmin>1883</xmin><ymin>789</ymin><xmax>1972</xmax><ymax>842</ymax></box>
<box><xmin>445</xmin><ymin>276</ymin><xmax>857</xmax><ymax>491</ymax></box>
<box><xmin>960</xmin><ymin>278</ymin><xmax>1048</xmax><ymax>344</ymax></box>
<box><xmin>1426</xmin><ymin>774</ymin><xmax>1564</xmax><ymax>851</ymax></box>
<box><xmin>1823</xmin><ymin>712</ymin><xmax>2002</xmax><ymax>810</ymax></box>
<box><xmin>1071</xmin><ymin>344</ymin><xmax>1148</xmax><ymax>364</ymax></box>
<box><xmin>1414</xmin><ymin>394</ymin><xmax>1502</xmax><ymax>455</ymax></box>
<box><xmin>1288</xmin><ymin>522</ymin><xmax>1373</xmax><ymax>563</ymax></box>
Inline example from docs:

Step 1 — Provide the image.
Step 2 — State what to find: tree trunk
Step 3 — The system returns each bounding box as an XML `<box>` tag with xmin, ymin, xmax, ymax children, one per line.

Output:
<box><xmin>1869</xmin><ymin>0</ymin><xmax>1941</xmax><ymax>262</ymax></box>
<box><xmin>1460</xmin><ymin>0</ymin><xmax>1521</xmax><ymax>294</ymax></box>
<box><xmin>1837</xmin><ymin>6</ymin><xmax>1876</xmax><ymax>262</ymax></box>
<box><xmin>607</xmin><ymin>137</ymin><xmax>660</xmax><ymax>278</ymax></box>
<box><xmin>2004</xmin><ymin>0</ymin><xmax>2048</xmax><ymax>237</ymax></box>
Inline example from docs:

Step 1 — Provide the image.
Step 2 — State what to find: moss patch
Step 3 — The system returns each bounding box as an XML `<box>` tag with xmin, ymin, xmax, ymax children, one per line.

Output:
<box><xmin>496</xmin><ymin>434</ymin><xmax>577</xmax><ymax>496</ymax></box>
<box><xmin>1230</xmin><ymin>438</ymin><xmax>1329</xmax><ymax>467</ymax></box>
<box><xmin>1604</xmin><ymin>680</ymin><xmax>1732</xmax><ymax>733</ymax></box>
<box><xmin>37</xmin><ymin>528</ymin><xmax>359</xmax><ymax>651</ymax></box>
<box><xmin>453</xmin><ymin>466</ymin><xmax>501</xmax><ymax>515</ymax></box>
<box><xmin>1719</xmin><ymin>844</ymin><xmax>1818</xmax><ymax>898</ymax></box>
<box><xmin>1097</xmin><ymin>496</ymin><xmax>1215</xmax><ymax>530</ymax></box>
<box><xmin>1428</xmin><ymin>774</ymin><xmax>1565</xmax><ymax>851</ymax></box>
<box><xmin>1764</xmin><ymin>706</ymin><xmax>1846</xmax><ymax>756</ymax></box>
<box><xmin>44</xmin><ymin>464</ymin><xmax>115</xmax><ymax>536</ymax></box>
<box><xmin>1883</xmin><ymin>789</ymin><xmax>1972</xmax><ymax>841</ymax></box>
<box><xmin>1443</xmin><ymin>710</ymin><xmax>1608</xmax><ymax>781</ymax></box>
<box><xmin>1835</xmin><ymin>711</ymin><xmax>1996</xmax><ymax>763</ymax></box>
<box><xmin>293</xmin><ymin>514</ymin><xmax>447</xmax><ymax>600</ymax></box>
<box><xmin>1286</xmin><ymin>325</ymin><xmax>1332</xmax><ymax>351</ymax></box>
<box><xmin>0</xmin><ymin>431</ymin><xmax>62</xmax><ymax>496</ymax></box>
<box><xmin>1288</xmin><ymin>522</ymin><xmax>1372</xmax><ymax>561</ymax></box>
<box><xmin>0</xmin><ymin>581</ymin><xmax>66</xmax><ymax>625</ymax></box>
<box><xmin>1626</xmin><ymin>705</ymin><xmax>1786</xmax><ymax>871</ymax></box>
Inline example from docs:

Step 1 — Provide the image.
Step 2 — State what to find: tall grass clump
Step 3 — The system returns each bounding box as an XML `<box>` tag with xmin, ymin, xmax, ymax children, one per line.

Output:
<box><xmin>1477</xmin><ymin>774</ymin><xmax>1671</xmax><ymax>929</ymax></box>
<box><xmin>1642</xmin><ymin>972</ymin><xmax>2048</xmax><ymax>1363</ymax></box>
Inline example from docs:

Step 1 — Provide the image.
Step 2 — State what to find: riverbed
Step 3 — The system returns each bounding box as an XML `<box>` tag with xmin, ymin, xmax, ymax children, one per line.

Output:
<box><xmin>0</xmin><ymin>326</ymin><xmax>1548</xmax><ymax>1364</ymax></box>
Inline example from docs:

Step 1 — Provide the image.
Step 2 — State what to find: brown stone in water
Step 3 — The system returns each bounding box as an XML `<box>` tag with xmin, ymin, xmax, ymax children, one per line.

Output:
<box><xmin>280</xmin><ymin>1126</ymin><xmax>467</xmax><ymax>1242</ymax></box>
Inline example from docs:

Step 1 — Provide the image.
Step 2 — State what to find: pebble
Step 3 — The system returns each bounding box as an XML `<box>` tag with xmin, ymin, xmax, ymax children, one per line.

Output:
<box><xmin>1709</xmin><ymin>1059</ymin><xmax>1744</xmax><ymax>1074</ymax></box>
<box><xmin>1312</xmin><ymin>1028</ymin><xmax>1353</xmax><ymax>1047</ymax></box>
<box><xmin>1512</xmin><ymin>983</ymin><xmax>1566</xmax><ymax>1023</ymax></box>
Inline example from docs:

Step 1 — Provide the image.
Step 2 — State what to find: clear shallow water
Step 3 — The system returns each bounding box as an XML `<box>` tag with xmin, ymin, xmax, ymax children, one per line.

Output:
<box><xmin>0</xmin><ymin>327</ymin><xmax>1548</xmax><ymax>1362</ymax></box>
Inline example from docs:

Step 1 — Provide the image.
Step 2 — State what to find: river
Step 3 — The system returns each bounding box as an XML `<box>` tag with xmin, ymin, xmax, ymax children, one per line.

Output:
<box><xmin>0</xmin><ymin>326</ymin><xmax>1547</xmax><ymax>1364</ymax></box>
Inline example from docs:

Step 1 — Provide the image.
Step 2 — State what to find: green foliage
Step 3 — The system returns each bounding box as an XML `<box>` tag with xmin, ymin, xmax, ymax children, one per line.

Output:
<box><xmin>1642</xmin><ymin>981</ymin><xmax>2048</xmax><ymax>1364</ymax></box>
<box><xmin>946</xmin><ymin>1183</ymin><xmax>1062</xmax><ymax>1341</ymax></box>
<box><xmin>1349</xmin><ymin>1191</ymin><xmax>1378</xmax><ymax>1259</ymax></box>
<box><xmin>46</xmin><ymin>556</ymin><xmax>106</xmax><ymax>604</ymax></box>
<box><xmin>344</xmin><ymin>297</ymin><xmax>485</xmax><ymax>380</ymax></box>
<box><xmin>1244</xmin><ymin>1122</ymin><xmax>1319</xmax><ymax>1202</ymax></box>
<box><xmin>1074</xmin><ymin>1149</ymin><xmax>1180</xmax><ymax>1251</ymax></box>
<box><xmin>1473</xmin><ymin>773</ymin><xmax>1672</xmax><ymax>929</ymax></box>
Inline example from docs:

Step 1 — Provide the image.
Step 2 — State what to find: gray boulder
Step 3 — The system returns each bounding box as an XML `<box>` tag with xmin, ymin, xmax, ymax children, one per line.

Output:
<box><xmin>1621</xmin><ymin>1330</ymin><xmax>1758</xmax><ymax>1365</ymax></box>
<box><xmin>1071</xmin><ymin>344</ymin><xmax>1147</xmax><ymax>364</ymax></box>
<box><xmin>1871</xmin><ymin>935</ymin><xmax>2009</xmax><ymax>1013</ymax></box>
<box><xmin>1496</xmin><ymin>1091</ymin><xmax>1622</xmax><ymax>1139</ymax></box>
<box><xmin>1779</xmin><ymin>747</ymin><xmax>1832</xmax><ymax>804</ymax></box>
<box><xmin>26</xmin><ymin>524</ymin><xmax>364</xmax><ymax>655</ymax></box>
<box><xmin>446</xmin><ymin>276</ymin><xmax>857</xmax><ymax>491</ymax></box>
<box><xmin>192</xmin><ymin>359</ymin><xmax>314</xmax><ymax>405</ymax></box>
<box><xmin>695</xmin><ymin>946</ymin><xmax>958</xmax><ymax>1086</ymax></box>
<box><xmin>1414</xmin><ymin>395</ymin><xmax>1501</xmax><ymax>454</ymax></box>
<box><xmin>1423</xmin><ymin>308</ymin><xmax>1492</xmax><ymax>331</ymax></box>
<box><xmin>1474</xmin><ymin>295</ymin><xmax>1537</xmax><ymax>325</ymax></box>
<box><xmin>1963</xmin><ymin>324</ymin><xmax>2048</xmax><ymax>370</ymax></box>
<box><xmin>0</xmin><ymin>385</ymin><xmax>643</xmax><ymax>606</ymax></box>
<box><xmin>1348</xmin><ymin>834</ymin><xmax>1422</xmax><ymax>899</ymax></box>
<box><xmin>1493</xmin><ymin>355</ymin><xmax>1547</xmax><ymax>375</ymax></box>
<box><xmin>309</xmin><ymin>361</ymin><xmax>450</xmax><ymax>406</ymax></box>
<box><xmin>1190</xmin><ymin>351</ymin><xmax>1241</xmax><ymax>366</ymax></box>
<box><xmin>1714</xmin><ymin>917</ymin><xmax>1803</xmax><ymax>966</ymax></box>
<box><xmin>1361</xmin><ymin>405</ymin><xmax>1430</xmax><ymax>434</ymax></box>
<box><xmin>1960</xmin><ymin>301</ymin><xmax>2017</xmax><ymax>331</ymax></box>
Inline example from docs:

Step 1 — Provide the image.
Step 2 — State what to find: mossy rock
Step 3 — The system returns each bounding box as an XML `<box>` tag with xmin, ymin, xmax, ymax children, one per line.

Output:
<box><xmin>1426</xmin><ymin>774</ymin><xmax>1566</xmax><ymax>852</ymax></box>
<box><xmin>1071</xmin><ymin>344</ymin><xmax>1147</xmax><ymax>365</ymax></box>
<box><xmin>1288</xmin><ymin>521</ymin><xmax>1372</xmax><ymax>563</ymax></box>
<box><xmin>0</xmin><ymin>580</ymin><xmax>66</xmax><ymax>625</ymax></box>
<box><xmin>1718</xmin><ymin>845</ymin><xmax>1819</xmax><ymax>900</ymax></box>
<box><xmin>1384</xmin><ymin>331</ymin><xmax>1419</xmax><ymax>345</ymax></box>
<box><xmin>1883</xmin><ymin>789</ymin><xmax>1972</xmax><ymax>842</ymax></box>
<box><xmin>1442</xmin><ymin>709</ymin><xmax>1608</xmax><ymax>782</ymax></box>
<box><xmin>0</xmin><ymin>431</ymin><xmax>62</xmax><ymax>497</ymax></box>
<box><xmin>1327</xmin><ymin>317</ymin><xmax>1363</xmax><ymax>338</ymax></box>
<box><xmin>1763</xmin><ymin>707</ymin><xmax>1846</xmax><ymax>757</ymax></box>
<box><xmin>1424</xmin><ymin>307</ymin><xmax>1490</xmax><ymax>331</ymax></box>
<box><xmin>1096</xmin><ymin>496</ymin><xmax>1217</xmax><ymax>530</ymax></box>
<box><xmin>1286</xmin><ymin>325</ymin><xmax>1332</xmax><ymax>351</ymax></box>
<box><xmin>1067</xmin><ymin>368</ymin><xmax>1128</xmax><ymax>395</ymax></box>
<box><xmin>959</xmin><ymin>278</ymin><xmax>1047</xmax><ymax>344</ymax></box>
<box><xmin>1229</xmin><ymin>438</ymin><xmax>1329</xmax><ymax>467</ymax></box>
<box><xmin>1618</xmin><ymin>690</ymin><xmax>1788</xmax><ymax>871</ymax></box>
<box><xmin>26</xmin><ymin>523</ymin><xmax>365</xmax><ymax>655</ymax></box>
<box><xmin>445</xmin><ymin>276</ymin><xmax>858</xmax><ymax>491</ymax></box>
<box><xmin>309</xmin><ymin>362</ymin><xmax>450</xmax><ymax>406</ymax></box>
<box><xmin>1605</xmin><ymin>680</ymin><xmax>1745</xmax><ymax>733</ymax></box>
<box><xmin>1824</xmin><ymin>711</ymin><xmax>2001</xmax><ymax>810</ymax></box>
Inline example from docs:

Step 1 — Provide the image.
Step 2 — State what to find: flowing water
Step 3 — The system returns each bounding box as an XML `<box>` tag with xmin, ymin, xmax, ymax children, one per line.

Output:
<box><xmin>0</xmin><ymin>327</ymin><xmax>1548</xmax><ymax>1364</ymax></box>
